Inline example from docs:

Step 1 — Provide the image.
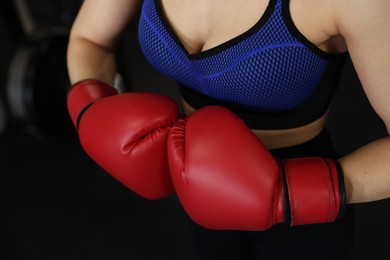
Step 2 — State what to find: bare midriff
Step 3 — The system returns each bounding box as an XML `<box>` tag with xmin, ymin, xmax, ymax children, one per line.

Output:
<box><xmin>181</xmin><ymin>98</ymin><xmax>329</xmax><ymax>150</ymax></box>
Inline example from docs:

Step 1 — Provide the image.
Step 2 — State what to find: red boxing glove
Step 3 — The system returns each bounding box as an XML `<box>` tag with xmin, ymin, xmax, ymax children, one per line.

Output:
<box><xmin>167</xmin><ymin>106</ymin><xmax>346</xmax><ymax>230</ymax></box>
<box><xmin>67</xmin><ymin>79</ymin><xmax>181</xmax><ymax>199</ymax></box>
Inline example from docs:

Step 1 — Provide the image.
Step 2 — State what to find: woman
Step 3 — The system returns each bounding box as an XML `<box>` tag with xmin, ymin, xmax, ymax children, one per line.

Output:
<box><xmin>66</xmin><ymin>0</ymin><xmax>390</xmax><ymax>259</ymax></box>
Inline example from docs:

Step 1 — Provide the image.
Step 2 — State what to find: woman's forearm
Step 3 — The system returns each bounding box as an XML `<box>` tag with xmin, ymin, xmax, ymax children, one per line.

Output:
<box><xmin>66</xmin><ymin>0</ymin><xmax>143</xmax><ymax>86</ymax></box>
<box><xmin>67</xmin><ymin>36</ymin><xmax>116</xmax><ymax>86</ymax></box>
<box><xmin>340</xmin><ymin>136</ymin><xmax>390</xmax><ymax>204</ymax></box>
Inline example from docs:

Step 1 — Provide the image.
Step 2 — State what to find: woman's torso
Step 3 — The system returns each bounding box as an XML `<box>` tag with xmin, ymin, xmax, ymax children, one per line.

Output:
<box><xmin>138</xmin><ymin>0</ymin><xmax>348</xmax><ymax>149</ymax></box>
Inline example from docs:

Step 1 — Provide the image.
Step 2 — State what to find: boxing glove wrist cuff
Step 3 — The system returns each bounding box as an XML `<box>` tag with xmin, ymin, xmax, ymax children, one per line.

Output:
<box><xmin>67</xmin><ymin>79</ymin><xmax>118</xmax><ymax>129</ymax></box>
<box><xmin>281</xmin><ymin>157</ymin><xmax>347</xmax><ymax>226</ymax></box>
<box><xmin>333</xmin><ymin>159</ymin><xmax>347</xmax><ymax>220</ymax></box>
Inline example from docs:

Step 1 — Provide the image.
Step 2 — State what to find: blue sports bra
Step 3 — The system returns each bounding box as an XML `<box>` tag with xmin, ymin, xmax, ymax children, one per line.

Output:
<box><xmin>138</xmin><ymin>0</ymin><xmax>348</xmax><ymax>129</ymax></box>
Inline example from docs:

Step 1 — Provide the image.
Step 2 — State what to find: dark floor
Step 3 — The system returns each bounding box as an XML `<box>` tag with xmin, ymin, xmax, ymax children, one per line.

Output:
<box><xmin>1</xmin><ymin>5</ymin><xmax>390</xmax><ymax>258</ymax></box>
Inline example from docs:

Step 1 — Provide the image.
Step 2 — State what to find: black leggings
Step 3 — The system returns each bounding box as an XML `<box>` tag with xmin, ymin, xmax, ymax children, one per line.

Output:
<box><xmin>188</xmin><ymin>129</ymin><xmax>354</xmax><ymax>260</ymax></box>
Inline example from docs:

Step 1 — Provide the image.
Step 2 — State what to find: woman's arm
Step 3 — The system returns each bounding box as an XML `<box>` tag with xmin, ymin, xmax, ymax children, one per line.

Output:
<box><xmin>333</xmin><ymin>0</ymin><xmax>390</xmax><ymax>203</ymax></box>
<box><xmin>66</xmin><ymin>0</ymin><xmax>183</xmax><ymax>199</ymax></box>
<box><xmin>67</xmin><ymin>0</ymin><xmax>142</xmax><ymax>85</ymax></box>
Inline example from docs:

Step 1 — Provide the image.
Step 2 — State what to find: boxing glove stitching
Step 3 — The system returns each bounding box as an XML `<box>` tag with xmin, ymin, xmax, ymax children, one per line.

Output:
<box><xmin>320</xmin><ymin>159</ymin><xmax>336</xmax><ymax>222</ymax></box>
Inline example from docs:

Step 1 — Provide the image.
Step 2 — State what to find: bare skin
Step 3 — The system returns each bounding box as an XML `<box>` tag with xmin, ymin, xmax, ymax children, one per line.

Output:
<box><xmin>67</xmin><ymin>0</ymin><xmax>390</xmax><ymax>204</ymax></box>
<box><xmin>181</xmin><ymin>98</ymin><xmax>330</xmax><ymax>149</ymax></box>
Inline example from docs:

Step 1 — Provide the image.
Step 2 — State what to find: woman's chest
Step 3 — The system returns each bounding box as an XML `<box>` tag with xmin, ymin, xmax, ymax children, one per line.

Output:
<box><xmin>159</xmin><ymin>0</ymin><xmax>345</xmax><ymax>54</ymax></box>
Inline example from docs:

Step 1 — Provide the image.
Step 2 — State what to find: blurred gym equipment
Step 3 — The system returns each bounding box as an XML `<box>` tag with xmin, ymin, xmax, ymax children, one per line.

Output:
<box><xmin>1</xmin><ymin>0</ymin><xmax>81</xmax><ymax>136</ymax></box>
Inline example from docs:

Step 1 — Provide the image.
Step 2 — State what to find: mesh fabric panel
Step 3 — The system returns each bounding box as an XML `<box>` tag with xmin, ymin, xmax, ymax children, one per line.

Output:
<box><xmin>138</xmin><ymin>0</ymin><xmax>329</xmax><ymax>112</ymax></box>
